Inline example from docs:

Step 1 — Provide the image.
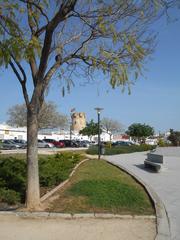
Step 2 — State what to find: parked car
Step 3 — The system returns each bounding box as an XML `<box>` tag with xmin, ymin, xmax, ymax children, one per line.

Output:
<box><xmin>43</xmin><ymin>138</ymin><xmax>65</xmax><ymax>148</ymax></box>
<box><xmin>112</xmin><ymin>141</ymin><xmax>134</xmax><ymax>146</ymax></box>
<box><xmin>38</xmin><ymin>139</ymin><xmax>54</xmax><ymax>148</ymax></box>
<box><xmin>75</xmin><ymin>140</ymin><xmax>90</xmax><ymax>147</ymax></box>
<box><xmin>13</xmin><ymin>139</ymin><xmax>27</xmax><ymax>149</ymax></box>
<box><xmin>0</xmin><ymin>139</ymin><xmax>21</xmax><ymax>149</ymax></box>
<box><xmin>89</xmin><ymin>141</ymin><xmax>97</xmax><ymax>145</ymax></box>
<box><xmin>60</xmin><ymin>140</ymin><xmax>79</xmax><ymax>148</ymax></box>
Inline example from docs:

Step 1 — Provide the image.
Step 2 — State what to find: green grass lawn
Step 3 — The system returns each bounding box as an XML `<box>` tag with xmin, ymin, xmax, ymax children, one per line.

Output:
<box><xmin>48</xmin><ymin>159</ymin><xmax>154</xmax><ymax>215</ymax></box>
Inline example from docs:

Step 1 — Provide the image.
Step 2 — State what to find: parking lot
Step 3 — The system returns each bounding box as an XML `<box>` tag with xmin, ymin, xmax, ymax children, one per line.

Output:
<box><xmin>0</xmin><ymin>138</ymin><xmax>90</xmax><ymax>151</ymax></box>
<box><xmin>0</xmin><ymin>147</ymin><xmax>87</xmax><ymax>155</ymax></box>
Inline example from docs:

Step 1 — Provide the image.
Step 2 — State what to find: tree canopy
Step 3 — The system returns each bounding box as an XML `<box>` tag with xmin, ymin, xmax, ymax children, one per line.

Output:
<box><xmin>126</xmin><ymin>123</ymin><xmax>154</xmax><ymax>140</ymax></box>
<box><xmin>168</xmin><ymin>129</ymin><xmax>180</xmax><ymax>146</ymax></box>
<box><xmin>0</xmin><ymin>0</ymin><xmax>176</xmax><ymax>98</ymax></box>
<box><xmin>79</xmin><ymin>119</ymin><xmax>101</xmax><ymax>139</ymax></box>
<box><xmin>101</xmin><ymin>117</ymin><xmax>124</xmax><ymax>141</ymax></box>
<box><xmin>7</xmin><ymin>101</ymin><xmax>68</xmax><ymax>129</ymax></box>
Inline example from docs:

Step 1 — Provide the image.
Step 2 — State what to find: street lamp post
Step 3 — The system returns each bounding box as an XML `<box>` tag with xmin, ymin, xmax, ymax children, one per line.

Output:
<box><xmin>69</xmin><ymin>124</ymin><xmax>72</xmax><ymax>144</ymax></box>
<box><xmin>94</xmin><ymin>107</ymin><xmax>103</xmax><ymax>159</ymax></box>
<box><xmin>70</xmin><ymin>108</ymin><xmax>75</xmax><ymax>146</ymax></box>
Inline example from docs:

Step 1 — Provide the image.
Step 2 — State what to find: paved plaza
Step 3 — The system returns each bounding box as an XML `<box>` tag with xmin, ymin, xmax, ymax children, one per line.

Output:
<box><xmin>104</xmin><ymin>147</ymin><xmax>180</xmax><ymax>240</ymax></box>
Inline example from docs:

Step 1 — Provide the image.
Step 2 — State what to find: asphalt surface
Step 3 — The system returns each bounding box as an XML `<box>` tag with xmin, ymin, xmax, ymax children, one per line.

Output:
<box><xmin>0</xmin><ymin>147</ymin><xmax>86</xmax><ymax>155</ymax></box>
<box><xmin>104</xmin><ymin>147</ymin><xmax>180</xmax><ymax>240</ymax></box>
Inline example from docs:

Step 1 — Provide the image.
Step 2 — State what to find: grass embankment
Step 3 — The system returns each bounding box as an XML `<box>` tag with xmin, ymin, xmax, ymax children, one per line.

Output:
<box><xmin>86</xmin><ymin>144</ymin><xmax>155</xmax><ymax>155</ymax></box>
<box><xmin>0</xmin><ymin>152</ymin><xmax>83</xmax><ymax>206</ymax></box>
<box><xmin>48</xmin><ymin>160</ymin><xmax>154</xmax><ymax>215</ymax></box>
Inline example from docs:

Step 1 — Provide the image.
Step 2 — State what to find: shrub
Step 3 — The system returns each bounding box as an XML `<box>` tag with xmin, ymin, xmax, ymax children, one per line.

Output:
<box><xmin>86</xmin><ymin>144</ymin><xmax>156</xmax><ymax>155</ymax></box>
<box><xmin>158</xmin><ymin>139</ymin><xmax>167</xmax><ymax>147</ymax></box>
<box><xmin>0</xmin><ymin>152</ymin><xmax>82</xmax><ymax>205</ymax></box>
<box><xmin>86</xmin><ymin>146</ymin><xmax>99</xmax><ymax>155</ymax></box>
<box><xmin>0</xmin><ymin>157</ymin><xmax>26</xmax><ymax>202</ymax></box>
<box><xmin>0</xmin><ymin>188</ymin><xmax>21</xmax><ymax>204</ymax></box>
<box><xmin>39</xmin><ymin>153</ymin><xmax>82</xmax><ymax>187</ymax></box>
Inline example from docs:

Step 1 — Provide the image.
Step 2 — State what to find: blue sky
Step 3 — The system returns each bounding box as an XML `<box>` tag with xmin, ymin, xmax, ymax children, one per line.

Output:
<box><xmin>0</xmin><ymin>10</ymin><xmax>180</xmax><ymax>133</ymax></box>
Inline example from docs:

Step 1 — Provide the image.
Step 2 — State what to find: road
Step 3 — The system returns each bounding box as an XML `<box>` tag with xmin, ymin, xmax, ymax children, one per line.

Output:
<box><xmin>0</xmin><ymin>147</ymin><xmax>86</xmax><ymax>155</ymax></box>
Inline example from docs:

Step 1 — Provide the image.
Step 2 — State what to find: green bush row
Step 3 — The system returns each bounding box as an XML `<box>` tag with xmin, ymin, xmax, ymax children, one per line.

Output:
<box><xmin>0</xmin><ymin>158</ymin><xmax>26</xmax><ymax>202</ymax></box>
<box><xmin>0</xmin><ymin>152</ymin><xmax>82</xmax><ymax>205</ymax></box>
<box><xmin>86</xmin><ymin>144</ymin><xmax>156</xmax><ymax>155</ymax></box>
<box><xmin>0</xmin><ymin>188</ymin><xmax>21</xmax><ymax>205</ymax></box>
<box><xmin>39</xmin><ymin>152</ymin><xmax>81</xmax><ymax>187</ymax></box>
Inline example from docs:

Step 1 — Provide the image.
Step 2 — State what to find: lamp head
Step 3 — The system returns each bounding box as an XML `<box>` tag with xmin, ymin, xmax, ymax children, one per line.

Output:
<box><xmin>94</xmin><ymin>107</ymin><xmax>104</xmax><ymax>114</ymax></box>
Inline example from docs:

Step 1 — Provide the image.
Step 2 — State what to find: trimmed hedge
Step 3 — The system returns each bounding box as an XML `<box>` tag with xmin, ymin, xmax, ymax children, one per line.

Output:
<box><xmin>86</xmin><ymin>144</ymin><xmax>156</xmax><ymax>155</ymax></box>
<box><xmin>0</xmin><ymin>157</ymin><xmax>26</xmax><ymax>202</ymax></box>
<box><xmin>39</xmin><ymin>153</ymin><xmax>81</xmax><ymax>187</ymax></box>
<box><xmin>0</xmin><ymin>152</ymin><xmax>82</xmax><ymax>205</ymax></box>
<box><xmin>0</xmin><ymin>188</ymin><xmax>21</xmax><ymax>205</ymax></box>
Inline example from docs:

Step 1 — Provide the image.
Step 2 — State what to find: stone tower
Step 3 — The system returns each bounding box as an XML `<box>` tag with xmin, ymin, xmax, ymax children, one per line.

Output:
<box><xmin>71</xmin><ymin>112</ymin><xmax>86</xmax><ymax>132</ymax></box>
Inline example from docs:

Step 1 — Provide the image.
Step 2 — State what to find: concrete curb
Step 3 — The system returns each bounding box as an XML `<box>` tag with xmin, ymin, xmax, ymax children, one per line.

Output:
<box><xmin>105</xmin><ymin>159</ymin><xmax>171</xmax><ymax>240</ymax></box>
<box><xmin>0</xmin><ymin>210</ymin><xmax>155</xmax><ymax>220</ymax></box>
<box><xmin>40</xmin><ymin>158</ymin><xmax>89</xmax><ymax>202</ymax></box>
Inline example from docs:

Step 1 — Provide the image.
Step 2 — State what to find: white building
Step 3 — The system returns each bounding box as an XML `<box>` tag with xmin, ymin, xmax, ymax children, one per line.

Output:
<box><xmin>0</xmin><ymin>124</ymin><xmax>27</xmax><ymax>140</ymax></box>
<box><xmin>0</xmin><ymin>123</ymin><xmax>111</xmax><ymax>142</ymax></box>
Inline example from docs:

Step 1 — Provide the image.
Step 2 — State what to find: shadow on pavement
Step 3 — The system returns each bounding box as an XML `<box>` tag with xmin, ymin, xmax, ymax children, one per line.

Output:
<box><xmin>134</xmin><ymin>164</ymin><xmax>157</xmax><ymax>173</ymax></box>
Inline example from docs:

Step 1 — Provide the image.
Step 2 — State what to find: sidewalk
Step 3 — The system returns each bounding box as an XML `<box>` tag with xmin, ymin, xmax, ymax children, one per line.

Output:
<box><xmin>0</xmin><ymin>214</ymin><xmax>155</xmax><ymax>240</ymax></box>
<box><xmin>104</xmin><ymin>148</ymin><xmax>180</xmax><ymax>240</ymax></box>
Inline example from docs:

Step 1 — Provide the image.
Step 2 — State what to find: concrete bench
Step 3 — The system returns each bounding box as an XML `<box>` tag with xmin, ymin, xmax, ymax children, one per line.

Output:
<box><xmin>144</xmin><ymin>153</ymin><xmax>163</xmax><ymax>172</ymax></box>
<box><xmin>144</xmin><ymin>160</ymin><xmax>162</xmax><ymax>172</ymax></box>
<box><xmin>147</xmin><ymin>153</ymin><xmax>163</xmax><ymax>163</ymax></box>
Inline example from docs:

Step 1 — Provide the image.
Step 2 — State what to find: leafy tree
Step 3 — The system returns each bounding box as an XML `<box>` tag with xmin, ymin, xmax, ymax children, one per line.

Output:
<box><xmin>126</xmin><ymin>123</ymin><xmax>154</xmax><ymax>142</ymax></box>
<box><xmin>0</xmin><ymin>0</ymin><xmax>175</xmax><ymax>209</ymax></box>
<box><xmin>79</xmin><ymin>120</ymin><xmax>101</xmax><ymax>140</ymax></box>
<box><xmin>168</xmin><ymin>129</ymin><xmax>180</xmax><ymax>146</ymax></box>
<box><xmin>7</xmin><ymin>101</ymin><xmax>68</xmax><ymax>129</ymax></box>
<box><xmin>101</xmin><ymin>117</ymin><xmax>124</xmax><ymax>142</ymax></box>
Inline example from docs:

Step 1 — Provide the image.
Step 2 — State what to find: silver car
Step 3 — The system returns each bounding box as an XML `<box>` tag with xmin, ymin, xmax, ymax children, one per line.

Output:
<box><xmin>1</xmin><ymin>139</ymin><xmax>21</xmax><ymax>149</ymax></box>
<box><xmin>38</xmin><ymin>140</ymin><xmax>54</xmax><ymax>148</ymax></box>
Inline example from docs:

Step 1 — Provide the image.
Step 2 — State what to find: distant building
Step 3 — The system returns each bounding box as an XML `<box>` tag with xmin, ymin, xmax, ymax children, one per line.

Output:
<box><xmin>71</xmin><ymin>112</ymin><xmax>86</xmax><ymax>132</ymax></box>
<box><xmin>0</xmin><ymin>124</ymin><xmax>27</xmax><ymax>140</ymax></box>
<box><xmin>0</xmin><ymin>122</ymin><xmax>113</xmax><ymax>143</ymax></box>
<box><xmin>113</xmin><ymin>134</ymin><xmax>130</xmax><ymax>142</ymax></box>
<box><xmin>91</xmin><ymin>132</ymin><xmax>113</xmax><ymax>142</ymax></box>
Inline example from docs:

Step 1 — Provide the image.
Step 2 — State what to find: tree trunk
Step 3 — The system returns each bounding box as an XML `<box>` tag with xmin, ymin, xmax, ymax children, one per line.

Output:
<box><xmin>26</xmin><ymin>107</ymin><xmax>41</xmax><ymax>210</ymax></box>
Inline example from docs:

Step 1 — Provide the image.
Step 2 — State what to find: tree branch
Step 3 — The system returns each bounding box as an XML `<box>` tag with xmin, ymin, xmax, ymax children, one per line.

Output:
<box><xmin>11</xmin><ymin>55</ymin><xmax>27</xmax><ymax>82</ymax></box>
<box><xmin>71</xmin><ymin>33</ymin><xmax>93</xmax><ymax>56</ymax></box>
<box><xmin>9</xmin><ymin>60</ymin><xmax>29</xmax><ymax>105</ymax></box>
<box><xmin>27</xmin><ymin>3</ymin><xmax>35</xmax><ymax>34</ymax></box>
<box><xmin>19</xmin><ymin>0</ymin><xmax>49</xmax><ymax>23</ymax></box>
<box><xmin>50</xmin><ymin>32</ymin><xmax>82</xmax><ymax>54</ymax></box>
<box><xmin>0</xmin><ymin>14</ymin><xmax>22</xmax><ymax>37</ymax></box>
<box><xmin>36</xmin><ymin>0</ymin><xmax>77</xmax><ymax>81</ymax></box>
<box><xmin>43</xmin><ymin>60</ymin><xmax>62</xmax><ymax>91</ymax></box>
<box><xmin>29</xmin><ymin>58</ymin><xmax>38</xmax><ymax>86</ymax></box>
